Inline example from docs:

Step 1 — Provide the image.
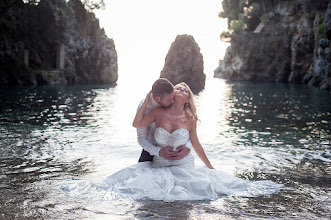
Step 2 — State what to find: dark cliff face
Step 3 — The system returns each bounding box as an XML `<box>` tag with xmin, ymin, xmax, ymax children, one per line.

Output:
<box><xmin>0</xmin><ymin>0</ymin><xmax>118</xmax><ymax>86</ymax></box>
<box><xmin>215</xmin><ymin>0</ymin><xmax>331</xmax><ymax>91</ymax></box>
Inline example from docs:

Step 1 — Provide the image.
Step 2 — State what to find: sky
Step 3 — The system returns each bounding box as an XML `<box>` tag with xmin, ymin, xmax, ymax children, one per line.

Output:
<box><xmin>94</xmin><ymin>0</ymin><xmax>229</xmax><ymax>85</ymax></box>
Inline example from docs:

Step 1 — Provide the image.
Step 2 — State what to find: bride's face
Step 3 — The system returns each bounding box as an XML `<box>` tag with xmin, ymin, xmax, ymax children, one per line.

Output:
<box><xmin>174</xmin><ymin>84</ymin><xmax>189</xmax><ymax>102</ymax></box>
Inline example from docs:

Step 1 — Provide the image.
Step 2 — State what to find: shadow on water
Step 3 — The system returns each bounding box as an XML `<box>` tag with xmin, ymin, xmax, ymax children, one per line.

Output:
<box><xmin>133</xmin><ymin>199</ymin><xmax>256</xmax><ymax>219</ymax></box>
<box><xmin>133</xmin><ymin>200</ymin><xmax>195</xmax><ymax>219</ymax></box>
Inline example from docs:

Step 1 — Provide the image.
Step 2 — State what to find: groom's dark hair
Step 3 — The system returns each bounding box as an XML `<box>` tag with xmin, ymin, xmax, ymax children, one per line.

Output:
<box><xmin>152</xmin><ymin>78</ymin><xmax>174</xmax><ymax>98</ymax></box>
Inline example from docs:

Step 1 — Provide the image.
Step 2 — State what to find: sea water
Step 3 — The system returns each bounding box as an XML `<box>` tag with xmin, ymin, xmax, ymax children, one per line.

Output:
<box><xmin>0</xmin><ymin>78</ymin><xmax>330</xmax><ymax>219</ymax></box>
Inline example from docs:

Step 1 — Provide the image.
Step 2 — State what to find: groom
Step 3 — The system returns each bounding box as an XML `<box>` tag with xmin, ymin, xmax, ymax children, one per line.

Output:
<box><xmin>137</xmin><ymin>78</ymin><xmax>193</xmax><ymax>162</ymax></box>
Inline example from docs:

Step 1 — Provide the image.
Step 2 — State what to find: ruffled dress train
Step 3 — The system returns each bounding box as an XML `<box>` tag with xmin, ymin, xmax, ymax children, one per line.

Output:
<box><xmin>96</xmin><ymin>128</ymin><xmax>282</xmax><ymax>201</ymax></box>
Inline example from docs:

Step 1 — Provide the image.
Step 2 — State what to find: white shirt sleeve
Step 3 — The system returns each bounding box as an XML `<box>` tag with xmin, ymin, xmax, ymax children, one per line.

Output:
<box><xmin>136</xmin><ymin>99</ymin><xmax>161</xmax><ymax>156</ymax></box>
<box><xmin>137</xmin><ymin>127</ymin><xmax>161</xmax><ymax>156</ymax></box>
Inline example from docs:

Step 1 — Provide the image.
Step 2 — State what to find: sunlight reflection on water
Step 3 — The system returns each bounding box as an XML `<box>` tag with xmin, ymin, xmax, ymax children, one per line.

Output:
<box><xmin>0</xmin><ymin>78</ymin><xmax>330</xmax><ymax>219</ymax></box>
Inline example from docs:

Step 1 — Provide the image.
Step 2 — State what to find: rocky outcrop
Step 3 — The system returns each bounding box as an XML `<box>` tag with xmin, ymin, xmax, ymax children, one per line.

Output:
<box><xmin>215</xmin><ymin>0</ymin><xmax>331</xmax><ymax>91</ymax></box>
<box><xmin>0</xmin><ymin>0</ymin><xmax>118</xmax><ymax>86</ymax></box>
<box><xmin>215</xmin><ymin>32</ymin><xmax>291</xmax><ymax>82</ymax></box>
<box><xmin>160</xmin><ymin>35</ymin><xmax>205</xmax><ymax>93</ymax></box>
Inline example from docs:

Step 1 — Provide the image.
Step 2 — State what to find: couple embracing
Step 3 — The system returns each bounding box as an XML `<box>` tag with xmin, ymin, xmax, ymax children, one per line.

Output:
<box><xmin>103</xmin><ymin>78</ymin><xmax>281</xmax><ymax>201</ymax></box>
<box><xmin>102</xmin><ymin>78</ymin><xmax>282</xmax><ymax>201</ymax></box>
<box><xmin>134</xmin><ymin>78</ymin><xmax>213</xmax><ymax>169</ymax></box>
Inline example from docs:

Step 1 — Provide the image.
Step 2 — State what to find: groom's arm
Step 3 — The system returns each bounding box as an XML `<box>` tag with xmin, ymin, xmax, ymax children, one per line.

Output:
<box><xmin>137</xmin><ymin>126</ymin><xmax>161</xmax><ymax>156</ymax></box>
<box><xmin>136</xmin><ymin>99</ymin><xmax>162</xmax><ymax>156</ymax></box>
<box><xmin>137</xmin><ymin>129</ymin><xmax>175</xmax><ymax>159</ymax></box>
<box><xmin>136</xmin><ymin>99</ymin><xmax>176</xmax><ymax>159</ymax></box>
<box><xmin>137</xmin><ymin>126</ymin><xmax>177</xmax><ymax>159</ymax></box>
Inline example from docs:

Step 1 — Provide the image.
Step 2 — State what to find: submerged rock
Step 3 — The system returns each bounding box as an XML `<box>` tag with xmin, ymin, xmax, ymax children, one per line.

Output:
<box><xmin>161</xmin><ymin>35</ymin><xmax>205</xmax><ymax>93</ymax></box>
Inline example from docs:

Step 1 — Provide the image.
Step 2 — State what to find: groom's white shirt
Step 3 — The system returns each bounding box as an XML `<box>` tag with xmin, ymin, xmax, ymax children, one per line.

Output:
<box><xmin>137</xmin><ymin>97</ymin><xmax>193</xmax><ymax>156</ymax></box>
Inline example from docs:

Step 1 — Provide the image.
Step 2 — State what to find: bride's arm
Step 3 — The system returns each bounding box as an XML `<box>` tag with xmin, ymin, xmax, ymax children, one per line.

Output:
<box><xmin>132</xmin><ymin>91</ymin><xmax>157</xmax><ymax>128</ymax></box>
<box><xmin>189</xmin><ymin>120</ymin><xmax>214</xmax><ymax>169</ymax></box>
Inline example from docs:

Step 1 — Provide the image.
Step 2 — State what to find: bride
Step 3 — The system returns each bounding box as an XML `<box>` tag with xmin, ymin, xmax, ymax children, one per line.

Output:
<box><xmin>99</xmin><ymin>82</ymin><xmax>282</xmax><ymax>201</ymax></box>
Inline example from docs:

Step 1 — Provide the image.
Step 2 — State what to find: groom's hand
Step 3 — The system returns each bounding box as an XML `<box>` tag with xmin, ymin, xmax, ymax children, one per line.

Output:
<box><xmin>159</xmin><ymin>146</ymin><xmax>190</xmax><ymax>160</ymax></box>
<box><xmin>173</xmin><ymin>146</ymin><xmax>190</xmax><ymax>160</ymax></box>
<box><xmin>159</xmin><ymin>146</ymin><xmax>175</xmax><ymax>160</ymax></box>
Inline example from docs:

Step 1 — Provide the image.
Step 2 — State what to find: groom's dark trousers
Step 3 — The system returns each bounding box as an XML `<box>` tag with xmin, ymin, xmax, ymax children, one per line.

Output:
<box><xmin>138</xmin><ymin>150</ymin><xmax>153</xmax><ymax>162</ymax></box>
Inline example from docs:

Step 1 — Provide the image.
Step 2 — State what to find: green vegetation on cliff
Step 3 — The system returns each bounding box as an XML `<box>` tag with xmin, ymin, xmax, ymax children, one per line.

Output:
<box><xmin>220</xmin><ymin>0</ymin><xmax>286</xmax><ymax>32</ymax></box>
<box><xmin>216</xmin><ymin>0</ymin><xmax>331</xmax><ymax>91</ymax></box>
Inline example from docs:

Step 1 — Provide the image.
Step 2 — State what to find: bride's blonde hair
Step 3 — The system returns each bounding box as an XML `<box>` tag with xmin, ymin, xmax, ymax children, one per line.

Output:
<box><xmin>176</xmin><ymin>82</ymin><xmax>199</xmax><ymax>122</ymax></box>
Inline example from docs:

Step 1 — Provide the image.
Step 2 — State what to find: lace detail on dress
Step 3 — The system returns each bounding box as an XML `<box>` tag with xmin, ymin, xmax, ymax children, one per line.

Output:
<box><xmin>154</xmin><ymin>127</ymin><xmax>189</xmax><ymax>151</ymax></box>
<box><xmin>152</xmin><ymin>127</ymin><xmax>194</xmax><ymax>168</ymax></box>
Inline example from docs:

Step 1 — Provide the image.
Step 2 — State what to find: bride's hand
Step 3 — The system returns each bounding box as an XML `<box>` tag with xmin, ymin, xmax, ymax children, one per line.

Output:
<box><xmin>133</xmin><ymin>90</ymin><xmax>154</xmax><ymax>128</ymax></box>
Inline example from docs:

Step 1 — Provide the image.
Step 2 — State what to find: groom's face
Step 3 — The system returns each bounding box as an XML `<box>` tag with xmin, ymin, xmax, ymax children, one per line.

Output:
<box><xmin>156</xmin><ymin>91</ymin><xmax>175</xmax><ymax>107</ymax></box>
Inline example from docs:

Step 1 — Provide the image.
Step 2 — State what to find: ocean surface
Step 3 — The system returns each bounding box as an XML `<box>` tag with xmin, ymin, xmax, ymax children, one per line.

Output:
<box><xmin>0</xmin><ymin>78</ymin><xmax>330</xmax><ymax>219</ymax></box>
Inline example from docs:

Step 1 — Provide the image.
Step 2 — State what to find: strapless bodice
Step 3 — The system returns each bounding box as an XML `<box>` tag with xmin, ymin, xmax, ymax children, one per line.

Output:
<box><xmin>154</xmin><ymin>127</ymin><xmax>189</xmax><ymax>151</ymax></box>
<box><xmin>152</xmin><ymin>127</ymin><xmax>193</xmax><ymax>168</ymax></box>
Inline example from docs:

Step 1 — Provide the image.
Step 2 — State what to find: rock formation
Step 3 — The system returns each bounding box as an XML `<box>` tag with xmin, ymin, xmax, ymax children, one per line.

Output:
<box><xmin>215</xmin><ymin>0</ymin><xmax>331</xmax><ymax>91</ymax></box>
<box><xmin>0</xmin><ymin>0</ymin><xmax>118</xmax><ymax>86</ymax></box>
<box><xmin>161</xmin><ymin>35</ymin><xmax>205</xmax><ymax>93</ymax></box>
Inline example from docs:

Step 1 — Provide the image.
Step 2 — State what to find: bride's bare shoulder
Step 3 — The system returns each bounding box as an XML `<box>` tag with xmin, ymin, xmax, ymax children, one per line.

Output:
<box><xmin>187</xmin><ymin>117</ymin><xmax>197</xmax><ymax>128</ymax></box>
<box><xmin>150</xmin><ymin>106</ymin><xmax>167</xmax><ymax>115</ymax></box>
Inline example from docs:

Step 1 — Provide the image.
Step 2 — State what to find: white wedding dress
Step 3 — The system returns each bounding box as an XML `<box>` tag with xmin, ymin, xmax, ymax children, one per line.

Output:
<box><xmin>98</xmin><ymin>127</ymin><xmax>282</xmax><ymax>201</ymax></box>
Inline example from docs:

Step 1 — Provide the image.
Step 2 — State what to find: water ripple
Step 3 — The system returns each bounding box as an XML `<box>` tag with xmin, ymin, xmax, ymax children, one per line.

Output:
<box><xmin>0</xmin><ymin>81</ymin><xmax>330</xmax><ymax>219</ymax></box>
